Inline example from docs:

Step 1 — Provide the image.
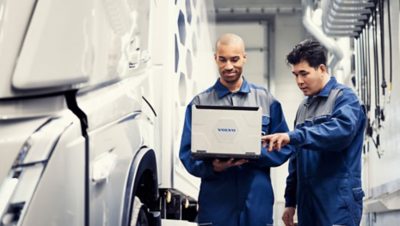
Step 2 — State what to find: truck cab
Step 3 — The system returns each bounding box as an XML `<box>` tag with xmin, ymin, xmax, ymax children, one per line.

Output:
<box><xmin>0</xmin><ymin>0</ymin><xmax>216</xmax><ymax>225</ymax></box>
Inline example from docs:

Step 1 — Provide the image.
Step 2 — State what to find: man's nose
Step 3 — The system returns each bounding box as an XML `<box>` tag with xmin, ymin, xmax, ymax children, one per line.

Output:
<box><xmin>295</xmin><ymin>76</ymin><xmax>303</xmax><ymax>84</ymax></box>
<box><xmin>224</xmin><ymin>61</ymin><xmax>234</xmax><ymax>70</ymax></box>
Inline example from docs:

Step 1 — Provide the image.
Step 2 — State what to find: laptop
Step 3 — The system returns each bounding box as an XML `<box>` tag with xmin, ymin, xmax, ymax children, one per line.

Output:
<box><xmin>191</xmin><ymin>105</ymin><xmax>262</xmax><ymax>159</ymax></box>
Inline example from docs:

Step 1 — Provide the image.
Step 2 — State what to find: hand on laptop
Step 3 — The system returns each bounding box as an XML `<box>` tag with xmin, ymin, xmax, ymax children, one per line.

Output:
<box><xmin>261</xmin><ymin>133</ymin><xmax>290</xmax><ymax>152</ymax></box>
<box><xmin>212</xmin><ymin>158</ymin><xmax>248</xmax><ymax>172</ymax></box>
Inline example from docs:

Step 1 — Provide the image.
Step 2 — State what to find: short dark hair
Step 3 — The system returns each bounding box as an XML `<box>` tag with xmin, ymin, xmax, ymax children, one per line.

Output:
<box><xmin>286</xmin><ymin>39</ymin><xmax>327</xmax><ymax>68</ymax></box>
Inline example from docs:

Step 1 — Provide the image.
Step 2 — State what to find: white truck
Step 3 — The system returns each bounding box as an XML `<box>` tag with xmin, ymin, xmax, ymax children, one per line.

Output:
<box><xmin>0</xmin><ymin>0</ymin><xmax>216</xmax><ymax>225</ymax></box>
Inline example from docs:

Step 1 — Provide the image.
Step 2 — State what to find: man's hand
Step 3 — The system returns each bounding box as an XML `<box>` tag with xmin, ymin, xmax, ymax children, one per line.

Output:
<box><xmin>261</xmin><ymin>133</ymin><xmax>290</xmax><ymax>152</ymax></box>
<box><xmin>212</xmin><ymin>158</ymin><xmax>248</xmax><ymax>172</ymax></box>
<box><xmin>282</xmin><ymin>207</ymin><xmax>296</xmax><ymax>226</ymax></box>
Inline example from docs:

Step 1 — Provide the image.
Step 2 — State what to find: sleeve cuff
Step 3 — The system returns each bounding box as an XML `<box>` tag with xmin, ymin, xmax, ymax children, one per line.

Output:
<box><xmin>288</xmin><ymin>130</ymin><xmax>302</xmax><ymax>145</ymax></box>
<box><xmin>285</xmin><ymin>199</ymin><xmax>297</xmax><ymax>208</ymax></box>
<box><xmin>285</xmin><ymin>203</ymin><xmax>296</xmax><ymax>208</ymax></box>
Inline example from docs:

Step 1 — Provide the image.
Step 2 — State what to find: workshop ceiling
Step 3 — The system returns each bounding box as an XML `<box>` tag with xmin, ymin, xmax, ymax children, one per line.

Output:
<box><xmin>214</xmin><ymin>0</ymin><xmax>301</xmax><ymax>10</ymax></box>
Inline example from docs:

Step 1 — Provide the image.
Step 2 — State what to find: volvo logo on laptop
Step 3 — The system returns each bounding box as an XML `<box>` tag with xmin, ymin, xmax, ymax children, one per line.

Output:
<box><xmin>213</xmin><ymin>119</ymin><xmax>238</xmax><ymax>142</ymax></box>
<box><xmin>217</xmin><ymin>128</ymin><xmax>236</xmax><ymax>132</ymax></box>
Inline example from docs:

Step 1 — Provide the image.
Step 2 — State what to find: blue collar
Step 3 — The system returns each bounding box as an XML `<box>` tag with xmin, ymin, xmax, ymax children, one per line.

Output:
<box><xmin>214</xmin><ymin>78</ymin><xmax>251</xmax><ymax>99</ymax></box>
<box><xmin>316</xmin><ymin>76</ymin><xmax>337</xmax><ymax>97</ymax></box>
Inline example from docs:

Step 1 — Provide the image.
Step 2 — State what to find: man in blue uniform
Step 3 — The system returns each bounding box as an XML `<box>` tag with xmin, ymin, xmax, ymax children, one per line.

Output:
<box><xmin>262</xmin><ymin>39</ymin><xmax>366</xmax><ymax>226</ymax></box>
<box><xmin>179</xmin><ymin>33</ymin><xmax>293</xmax><ymax>226</ymax></box>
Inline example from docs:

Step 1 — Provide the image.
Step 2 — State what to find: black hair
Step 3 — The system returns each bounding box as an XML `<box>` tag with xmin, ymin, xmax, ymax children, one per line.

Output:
<box><xmin>286</xmin><ymin>39</ymin><xmax>327</xmax><ymax>68</ymax></box>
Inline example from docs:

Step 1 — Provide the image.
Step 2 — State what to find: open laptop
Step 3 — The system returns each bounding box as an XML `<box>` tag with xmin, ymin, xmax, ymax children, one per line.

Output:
<box><xmin>191</xmin><ymin>105</ymin><xmax>262</xmax><ymax>159</ymax></box>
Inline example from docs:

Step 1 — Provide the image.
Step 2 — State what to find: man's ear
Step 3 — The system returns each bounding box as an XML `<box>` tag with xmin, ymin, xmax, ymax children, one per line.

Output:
<box><xmin>319</xmin><ymin>64</ymin><xmax>327</xmax><ymax>73</ymax></box>
<box><xmin>243</xmin><ymin>53</ymin><xmax>247</xmax><ymax>63</ymax></box>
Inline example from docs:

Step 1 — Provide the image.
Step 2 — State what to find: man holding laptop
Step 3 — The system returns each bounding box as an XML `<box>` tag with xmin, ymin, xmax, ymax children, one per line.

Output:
<box><xmin>179</xmin><ymin>33</ymin><xmax>293</xmax><ymax>226</ymax></box>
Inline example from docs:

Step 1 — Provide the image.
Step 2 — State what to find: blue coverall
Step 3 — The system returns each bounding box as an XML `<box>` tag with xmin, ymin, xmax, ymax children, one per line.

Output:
<box><xmin>285</xmin><ymin>77</ymin><xmax>366</xmax><ymax>226</ymax></box>
<box><xmin>180</xmin><ymin>78</ymin><xmax>293</xmax><ymax>226</ymax></box>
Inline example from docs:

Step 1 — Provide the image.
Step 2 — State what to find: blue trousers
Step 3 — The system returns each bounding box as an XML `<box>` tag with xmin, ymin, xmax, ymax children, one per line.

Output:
<box><xmin>297</xmin><ymin>177</ymin><xmax>364</xmax><ymax>226</ymax></box>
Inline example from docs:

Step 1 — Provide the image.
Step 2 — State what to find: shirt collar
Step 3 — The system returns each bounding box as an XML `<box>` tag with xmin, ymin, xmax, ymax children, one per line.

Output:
<box><xmin>316</xmin><ymin>76</ymin><xmax>337</xmax><ymax>97</ymax></box>
<box><xmin>214</xmin><ymin>77</ymin><xmax>251</xmax><ymax>99</ymax></box>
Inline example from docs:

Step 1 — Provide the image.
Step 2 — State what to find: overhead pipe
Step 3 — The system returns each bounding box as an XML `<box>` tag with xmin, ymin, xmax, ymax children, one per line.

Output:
<box><xmin>302</xmin><ymin>0</ymin><xmax>343</xmax><ymax>72</ymax></box>
<box><xmin>322</xmin><ymin>0</ymin><xmax>373</xmax><ymax>35</ymax></box>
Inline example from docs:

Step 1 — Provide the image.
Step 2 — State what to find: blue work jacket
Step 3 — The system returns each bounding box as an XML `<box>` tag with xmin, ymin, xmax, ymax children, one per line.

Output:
<box><xmin>179</xmin><ymin>78</ymin><xmax>293</xmax><ymax>226</ymax></box>
<box><xmin>285</xmin><ymin>77</ymin><xmax>366</xmax><ymax>226</ymax></box>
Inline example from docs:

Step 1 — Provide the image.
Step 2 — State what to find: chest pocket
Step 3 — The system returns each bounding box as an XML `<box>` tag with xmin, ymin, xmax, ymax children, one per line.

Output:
<box><xmin>303</xmin><ymin>114</ymin><xmax>331</xmax><ymax>127</ymax></box>
<box><xmin>261</xmin><ymin>115</ymin><xmax>270</xmax><ymax>135</ymax></box>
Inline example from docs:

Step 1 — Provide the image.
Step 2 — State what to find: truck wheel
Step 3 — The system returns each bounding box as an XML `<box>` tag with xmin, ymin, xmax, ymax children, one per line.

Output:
<box><xmin>131</xmin><ymin>197</ymin><xmax>149</xmax><ymax>226</ymax></box>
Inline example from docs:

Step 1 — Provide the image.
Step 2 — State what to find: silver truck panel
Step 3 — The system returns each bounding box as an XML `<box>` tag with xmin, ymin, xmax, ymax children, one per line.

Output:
<box><xmin>10</xmin><ymin>165</ymin><xmax>43</xmax><ymax>205</ymax></box>
<box><xmin>22</xmin><ymin>118</ymin><xmax>72</xmax><ymax>164</ymax></box>
<box><xmin>78</xmin><ymin>74</ymin><xmax>150</xmax><ymax>226</ymax></box>
<box><xmin>12</xmin><ymin>0</ymin><xmax>91</xmax><ymax>89</ymax></box>
<box><xmin>89</xmin><ymin>116</ymin><xmax>143</xmax><ymax>226</ymax></box>
<box><xmin>18</xmin><ymin>113</ymin><xmax>85</xmax><ymax>226</ymax></box>
<box><xmin>0</xmin><ymin>96</ymin><xmax>66</xmax><ymax>120</ymax></box>
<box><xmin>0</xmin><ymin>0</ymin><xmax>35</xmax><ymax>98</ymax></box>
<box><xmin>0</xmin><ymin>112</ymin><xmax>85</xmax><ymax>226</ymax></box>
<box><xmin>0</xmin><ymin>118</ymin><xmax>49</xmax><ymax>185</ymax></box>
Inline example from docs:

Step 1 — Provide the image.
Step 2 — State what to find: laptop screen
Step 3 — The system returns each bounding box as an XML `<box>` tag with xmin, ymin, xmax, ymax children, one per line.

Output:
<box><xmin>191</xmin><ymin>105</ymin><xmax>262</xmax><ymax>159</ymax></box>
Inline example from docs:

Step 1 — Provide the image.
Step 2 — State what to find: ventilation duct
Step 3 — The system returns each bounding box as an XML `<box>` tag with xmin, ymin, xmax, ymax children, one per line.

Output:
<box><xmin>321</xmin><ymin>0</ymin><xmax>375</xmax><ymax>37</ymax></box>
